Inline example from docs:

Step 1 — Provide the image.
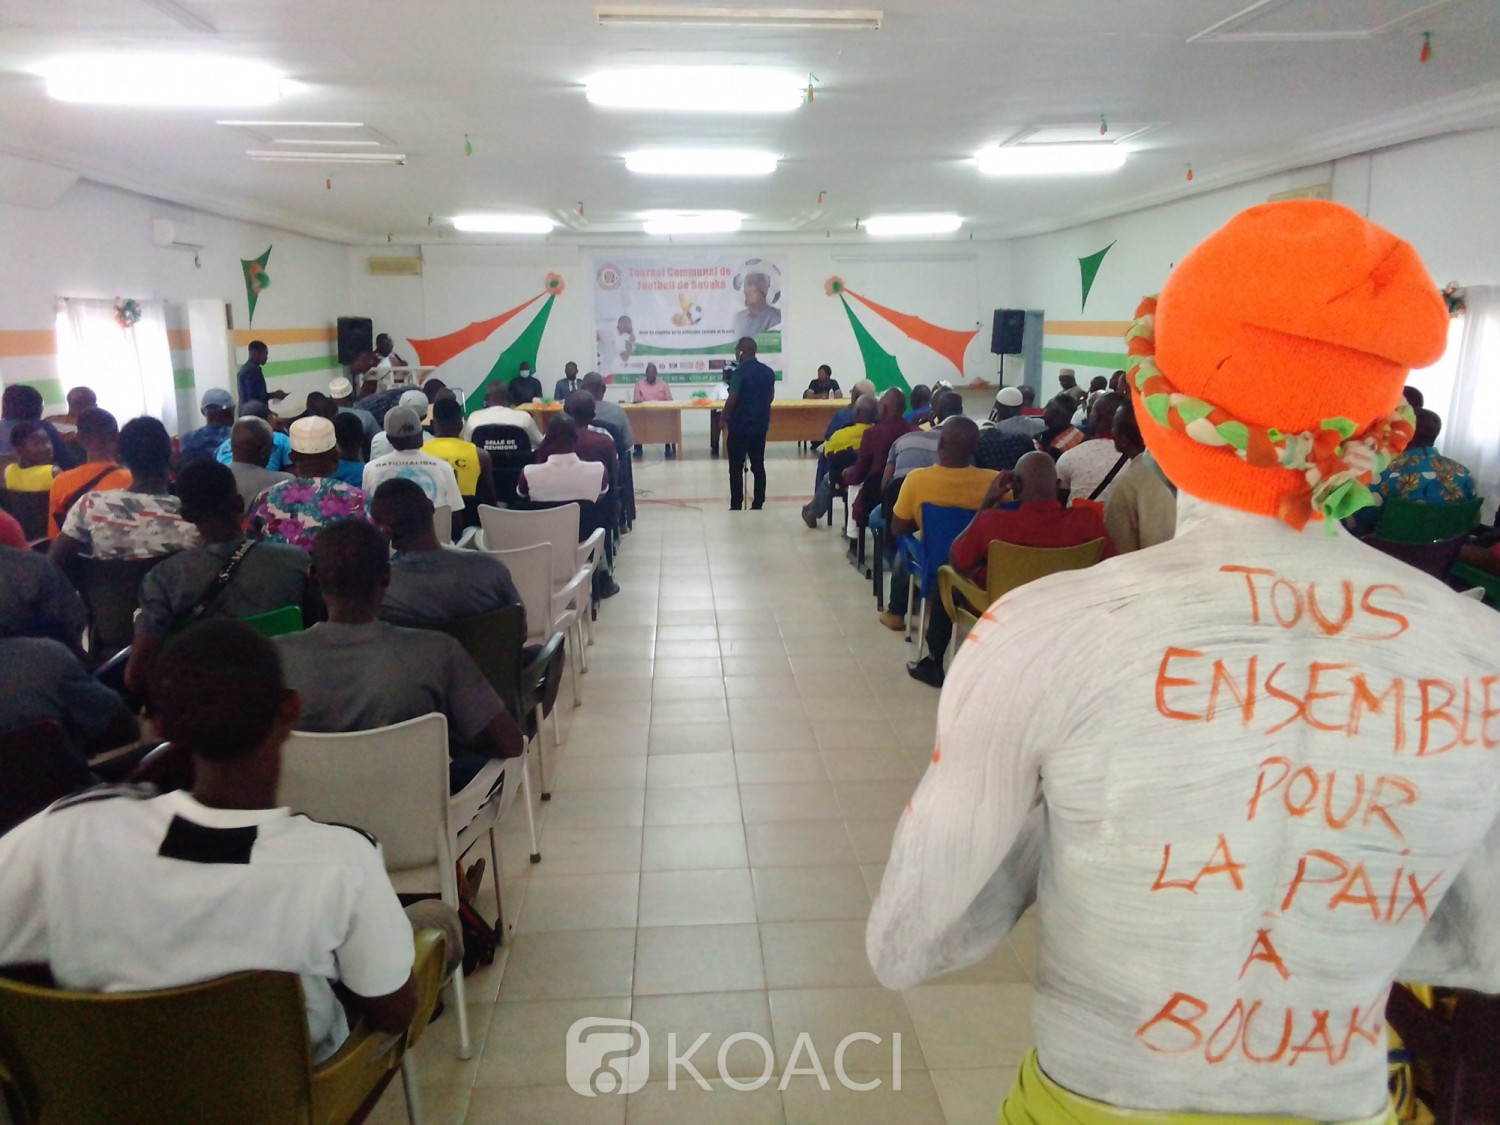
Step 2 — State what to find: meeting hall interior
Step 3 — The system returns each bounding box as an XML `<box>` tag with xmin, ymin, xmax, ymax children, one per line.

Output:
<box><xmin>2</xmin><ymin>2</ymin><xmax>1500</xmax><ymax>1123</ymax></box>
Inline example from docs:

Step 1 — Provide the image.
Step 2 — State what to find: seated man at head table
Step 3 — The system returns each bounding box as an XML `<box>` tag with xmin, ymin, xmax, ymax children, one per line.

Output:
<box><xmin>276</xmin><ymin>520</ymin><xmax>525</xmax><ymax>793</ymax></box>
<box><xmin>631</xmin><ymin>363</ymin><xmax>676</xmax><ymax>459</ymax></box>
<box><xmin>868</xmin><ymin>200</ymin><xmax>1500</xmax><ymax>1124</ymax></box>
<box><xmin>0</xmin><ymin>619</ymin><xmax>463</xmax><ymax>1061</ymax></box>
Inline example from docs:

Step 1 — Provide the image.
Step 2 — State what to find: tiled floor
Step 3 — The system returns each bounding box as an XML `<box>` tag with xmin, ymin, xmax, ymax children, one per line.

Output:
<box><xmin>368</xmin><ymin>445</ymin><xmax>1035</xmax><ymax>1124</ymax></box>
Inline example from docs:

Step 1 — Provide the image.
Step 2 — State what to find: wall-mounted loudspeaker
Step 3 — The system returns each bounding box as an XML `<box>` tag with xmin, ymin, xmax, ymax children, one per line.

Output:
<box><xmin>991</xmin><ymin>309</ymin><xmax>1026</xmax><ymax>355</ymax></box>
<box><xmin>336</xmin><ymin>316</ymin><xmax>374</xmax><ymax>365</ymax></box>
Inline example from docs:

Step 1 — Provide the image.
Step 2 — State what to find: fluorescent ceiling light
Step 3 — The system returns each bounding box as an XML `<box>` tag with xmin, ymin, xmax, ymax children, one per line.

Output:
<box><xmin>588</xmin><ymin>68</ymin><xmax>804</xmax><ymax>113</ymax></box>
<box><xmin>219</xmin><ymin>120</ymin><xmax>365</xmax><ymax>128</ymax></box>
<box><xmin>863</xmin><ymin>213</ymin><xmax>963</xmax><ymax>237</ymax></box>
<box><xmin>452</xmin><ymin>214</ymin><xmax>557</xmax><ymax>234</ymax></box>
<box><xmin>625</xmin><ymin>148</ymin><xmax>778</xmax><ymax>176</ymax></box>
<box><xmin>642</xmin><ymin>211</ymin><xmax>743</xmax><ymax>235</ymax></box>
<box><xmin>976</xmin><ymin>143</ymin><xmax>1127</xmax><ymax>176</ymax></box>
<box><xmin>597</xmin><ymin>5</ymin><xmax>882</xmax><ymax>29</ymax></box>
<box><xmin>247</xmin><ymin>150</ymin><xmax>406</xmax><ymax>164</ymax></box>
<box><xmin>44</xmin><ymin>56</ymin><xmax>282</xmax><ymax>106</ymax></box>
<box><xmin>272</xmin><ymin>138</ymin><xmax>380</xmax><ymax>146</ymax></box>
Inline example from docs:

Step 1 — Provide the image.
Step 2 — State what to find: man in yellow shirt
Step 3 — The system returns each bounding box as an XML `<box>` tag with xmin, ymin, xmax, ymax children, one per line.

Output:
<box><xmin>423</xmin><ymin>398</ymin><xmax>496</xmax><ymax>523</ymax></box>
<box><xmin>801</xmin><ymin>394</ymin><xmax>876</xmax><ymax>527</ymax></box>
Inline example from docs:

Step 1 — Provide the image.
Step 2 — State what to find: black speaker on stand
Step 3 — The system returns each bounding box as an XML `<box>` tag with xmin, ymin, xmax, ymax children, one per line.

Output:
<box><xmin>336</xmin><ymin>316</ymin><xmax>374</xmax><ymax>365</ymax></box>
<box><xmin>990</xmin><ymin>308</ymin><xmax>1026</xmax><ymax>385</ymax></box>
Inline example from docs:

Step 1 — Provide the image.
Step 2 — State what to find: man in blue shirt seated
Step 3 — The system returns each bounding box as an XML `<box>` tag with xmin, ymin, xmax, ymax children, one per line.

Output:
<box><xmin>1351</xmin><ymin>407</ymin><xmax>1475</xmax><ymax>534</ymax></box>
<box><xmin>177</xmin><ymin>388</ymin><xmax>236</xmax><ymax>465</ymax></box>
<box><xmin>216</xmin><ymin>401</ymin><xmax>291</xmax><ymax>471</ymax></box>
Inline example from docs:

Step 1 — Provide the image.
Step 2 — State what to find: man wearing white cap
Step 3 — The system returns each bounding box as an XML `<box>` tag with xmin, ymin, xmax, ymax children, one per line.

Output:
<box><xmin>362</xmin><ymin>407</ymin><xmax>463</xmax><ymax>530</ymax></box>
<box><xmin>248</xmin><ymin>416</ymin><xmax>370</xmax><ymax>552</ymax></box>
<box><xmin>329</xmin><ymin>376</ymin><xmax>378</xmax><ymax>449</ymax></box>
<box><xmin>369</xmin><ymin>390</ymin><xmax>431</xmax><ymax>460</ymax></box>
<box><xmin>992</xmin><ymin>386</ymin><xmax>1045</xmax><ymax>437</ymax></box>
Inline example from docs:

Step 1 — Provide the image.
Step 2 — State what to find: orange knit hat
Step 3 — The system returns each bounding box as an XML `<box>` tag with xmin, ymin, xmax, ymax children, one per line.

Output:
<box><xmin>1128</xmin><ymin>200</ymin><xmax>1448</xmax><ymax>526</ymax></box>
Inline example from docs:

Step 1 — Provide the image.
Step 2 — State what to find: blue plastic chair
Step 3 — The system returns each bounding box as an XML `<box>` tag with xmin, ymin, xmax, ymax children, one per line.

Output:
<box><xmin>897</xmin><ymin>503</ymin><xmax>979</xmax><ymax>650</ymax></box>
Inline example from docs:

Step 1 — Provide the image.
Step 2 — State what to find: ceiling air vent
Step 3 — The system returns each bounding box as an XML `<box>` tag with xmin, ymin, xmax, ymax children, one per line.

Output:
<box><xmin>1267</xmin><ymin>183</ymin><xmax>1332</xmax><ymax>203</ymax></box>
<box><xmin>368</xmin><ymin>257</ymin><xmax>422</xmax><ymax>276</ymax></box>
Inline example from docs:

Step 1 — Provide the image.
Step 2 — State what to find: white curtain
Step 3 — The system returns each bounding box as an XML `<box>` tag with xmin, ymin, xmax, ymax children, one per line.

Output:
<box><xmin>1439</xmin><ymin>286</ymin><xmax>1500</xmax><ymax>522</ymax></box>
<box><xmin>55</xmin><ymin>298</ymin><xmax>177</xmax><ymax>435</ymax></box>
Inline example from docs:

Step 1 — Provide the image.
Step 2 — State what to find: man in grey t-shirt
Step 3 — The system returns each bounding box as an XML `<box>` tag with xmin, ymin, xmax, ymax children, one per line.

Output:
<box><xmin>124</xmin><ymin>461</ymin><xmax>311</xmax><ymax>694</ymax></box>
<box><xmin>369</xmin><ymin>479</ymin><xmax>522</xmax><ymax>627</ymax></box>
<box><xmin>276</xmin><ymin>520</ymin><xmax>524</xmax><ymax>791</ymax></box>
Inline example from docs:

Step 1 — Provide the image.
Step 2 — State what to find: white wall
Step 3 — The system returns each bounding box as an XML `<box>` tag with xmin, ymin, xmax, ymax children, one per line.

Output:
<box><xmin>1008</xmin><ymin>126</ymin><xmax>1500</xmax><ymax>401</ymax></box>
<box><xmin>0</xmin><ymin>179</ymin><xmax>350</xmax><ymax>417</ymax></box>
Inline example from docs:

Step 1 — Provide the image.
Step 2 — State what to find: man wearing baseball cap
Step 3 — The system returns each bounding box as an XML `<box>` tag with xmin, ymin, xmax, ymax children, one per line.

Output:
<box><xmin>247</xmin><ymin>416</ymin><xmax>370</xmax><ymax>552</ymax></box>
<box><xmin>870</xmin><ymin>201</ymin><xmax>1500</xmax><ymax>1122</ymax></box>
<box><xmin>369</xmin><ymin>389</ymin><xmax>430</xmax><ymax>460</ymax></box>
<box><xmin>177</xmin><ymin>387</ymin><xmax>236</xmax><ymax>465</ymax></box>
<box><xmin>362</xmin><ymin>406</ymin><xmax>463</xmax><ymax>529</ymax></box>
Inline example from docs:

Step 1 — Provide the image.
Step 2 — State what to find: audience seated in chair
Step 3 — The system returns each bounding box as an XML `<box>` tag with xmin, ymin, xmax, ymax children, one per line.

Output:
<box><xmin>248</xmin><ymin>417</ymin><xmax>370</xmax><ymax>553</ymax></box>
<box><xmin>543</xmin><ymin>391</ymin><xmax>620</xmax><ymax>490</ymax></box>
<box><xmin>226</xmin><ymin>415</ymin><xmax>293</xmax><ymax>512</ymax></box>
<box><xmin>51</xmin><ymin>416</ymin><xmax>198</xmax><ymax>567</ymax></box>
<box><xmin>48</xmin><ymin>408</ymin><xmax>132</xmax><ymax>539</ymax></box>
<box><xmin>276</xmin><ymin>520</ymin><xmax>524</xmax><ymax>792</ymax></box>
<box><xmin>124</xmin><ymin>460</ymin><xmax>313</xmax><ymax>694</ymax></box>
<box><xmin>215</xmin><ymin>400</ymin><xmax>292</xmax><ymax>471</ymax></box>
<box><xmin>582</xmin><ymin>371</ymin><xmax>636</xmax><ymax>452</ymax></box>
<box><xmin>1102</xmin><ymin>399</ymin><xmax>1177</xmax><ymax>554</ymax></box>
<box><xmin>4</xmin><ymin>420</ymin><xmax>57</xmax><ymax>494</ymax></box>
<box><xmin>462</xmin><ymin>380</ymin><xmax>542</xmax><ymax>446</ymax></box>
<box><xmin>1036</xmin><ymin>394</ymin><xmax>1086</xmax><ymax>460</ymax></box>
<box><xmin>908</xmin><ymin>450</ymin><xmax>1114</xmax><ymax>687</ymax></box>
<box><xmin>330</xmin><ymin>412</ymin><xmax>367</xmax><ymax>489</ymax></box>
<box><xmin>1349</xmin><ymin>407</ymin><xmax>1475</xmax><ymax>536</ymax></box>
<box><xmin>368</xmin><ymin>390</ymin><xmax>430</xmax><ymax>461</ymax></box>
<box><xmin>885</xmin><ymin>390</ymin><xmax>966</xmax><ymax>487</ymax></box>
<box><xmin>0</xmin><ymin>619</ymin><xmax>461</xmax><ymax>1061</ymax></box>
<box><xmin>883</xmin><ymin>419</ymin><xmax>998</xmax><ymax>673</ymax></box>
<box><xmin>802</xmin><ymin>394</ymin><xmax>877</xmax><ymax>527</ymax></box>
<box><xmin>363</xmin><ymin>407</ymin><xmax>464</xmax><ymax>528</ymax></box>
<box><xmin>0</xmin><ymin>384</ymin><xmax>77</xmax><ymax>469</ymax></box>
<box><xmin>520</xmin><ymin>415</ymin><xmax>608</xmax><ymax>505</ymax></box>
<box><xmin>844</xmin><ymin>388</ymin><xmax>915</xmax><ymax>528</ymax></box>
<box><xmin>177</xmin><ymin>388</ymin><xmax>236</xmax><ymax>468</ymax></box>
<box><xmin>1056</xmin><ymin>391</ymin><xmax>1127</xmax><ymax>505</ymax></box>
<box><xmin>903</xmin><ymin>384</ymin><xmax>933</xmax><ymax>427</ymax></box>
<box><xmin>424</xmin><ymin>398</ymin><xmax>496</xmax><ymax>523</ymax></box>
<box><xmin>371</xmin><ymin>478</ymin><xmax>522</xmax><ymax>625</ymax></box>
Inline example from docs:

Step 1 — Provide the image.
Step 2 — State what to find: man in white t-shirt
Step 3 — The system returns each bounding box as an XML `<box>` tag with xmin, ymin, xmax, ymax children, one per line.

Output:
<box><xmin>369</xmin><ymin>390</ymin><xmax>431</xmax><ymax>460</ymax></box>
<box><xmin>461</xmin><ymin>381</ymin><xmax>543</xmax><ymax>446</ymax></box>
<box><xmin>0</xmin><ymin>620</ymin><xmax>460</xmax><ymax>1062</ymax></box>
<box><xmin>1055</xmin><ymin>390</ymin><xmax>1128</xmax><ymax>505</ymax></box>
<box><xmin>519</xmin><ymin>415</ymin><xmax>607</xmax><ymax>504</ymax></box>
<box><xmin>363</xmin><ymin>407</ymin><xmax>463</xmax><ymax>515</ymax></box>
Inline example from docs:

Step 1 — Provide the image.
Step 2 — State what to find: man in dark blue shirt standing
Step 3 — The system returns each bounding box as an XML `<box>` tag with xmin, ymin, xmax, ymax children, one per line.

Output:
<box><xmin>236</xmin><ymin>341</ymin><xmax>287</xmax><ymax>409</ymax></box>
<box><xmin>721</xmin><ymin>337</ymin><xmax>775</xmax><ymax>511</ymax></box>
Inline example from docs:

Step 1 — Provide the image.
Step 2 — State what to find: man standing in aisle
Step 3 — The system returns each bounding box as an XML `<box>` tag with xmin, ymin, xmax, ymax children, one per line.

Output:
<box><xmin>721</xmin><ymin>337</ymin><xmax>775</xmax><ymax>512</ymax></box>
<box><xmin>236</xmin><ymin>341</ymin><xmax>286</xmax><ymax>410</ymax></box>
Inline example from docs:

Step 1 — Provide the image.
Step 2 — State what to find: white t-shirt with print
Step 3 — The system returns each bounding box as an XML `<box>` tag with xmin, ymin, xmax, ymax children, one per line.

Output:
<box><xmin>59</xmin><ymin>489</ymin><xmax>200</xmax><ymax>559</ymax></box>
<box><xmin>362</xmin><ymin>449</ymin><xmax>464</xmax><ymax>513</ymax></box>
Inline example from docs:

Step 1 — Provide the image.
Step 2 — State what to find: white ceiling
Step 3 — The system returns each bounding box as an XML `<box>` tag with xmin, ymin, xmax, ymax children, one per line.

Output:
<box><xmin>1</xmin><ymin>0</ymin><xmax>1498</xmax><ymax>245</ymax></box>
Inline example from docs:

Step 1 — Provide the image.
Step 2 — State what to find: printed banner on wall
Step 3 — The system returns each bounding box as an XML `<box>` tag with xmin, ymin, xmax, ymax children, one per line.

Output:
<box><xmin>592</xmin><ymin>255</ymin><xmax>784</xmax><ymax>383</ymax></box>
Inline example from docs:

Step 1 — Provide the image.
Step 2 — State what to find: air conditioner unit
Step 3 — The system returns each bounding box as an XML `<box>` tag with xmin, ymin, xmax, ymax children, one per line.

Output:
<box><xmin>153</xmin><ymin>219</ymin><xmax>208</xmax><ymax>249</ymax></box>
<box><xmin>1267</xmin><ymin>183</ymin><xmax>1332</xmax><ymax>203</ymax></box>
<box><xmin>368</xmin><ymin>256</ymin><xmax>422</xmax><ymax>276</ymax></box>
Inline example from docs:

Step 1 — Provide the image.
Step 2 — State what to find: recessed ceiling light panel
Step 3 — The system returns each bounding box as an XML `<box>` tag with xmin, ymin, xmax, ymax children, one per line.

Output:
<box><xmin>588</xmin><ymin>68</ymin><xmax>804</xmax><ymax>113</ymax></box>
<box><xmin>597</xmin><ymin>5</ymin><xmax>881</xmax><ymax>29</ymax></box>
<box><xmin>863</xmin><ymin>213</ymin><xmax>963</xmax><ymax>237</ymax></box>
<box><xmin>642</xmin><ymin>210</ymin><xmax>743</xmax><ymax>234</ymax></box>
<box><xmin>44</xmin><ymin>56</ymin><xmax>283</xmax><ymax>106</ymax></box>
<box><xmin>451</xmin><ymin>214</ymin><xmax>557</xmax><ymax>234</ymax></box>
<box><xmin>625</xmin><ymin>148</ymin><xmax>778</xmax><ymax>176</ymax></box>
<box><xmin>247</xmin><ymin>150</ymin><xmax>406</xmax><ymax>164</ymax></box>
<box><xmin>976</xmin><ymin>143</ymin><xmax>1127</xmax><ymax>176</ymax></box>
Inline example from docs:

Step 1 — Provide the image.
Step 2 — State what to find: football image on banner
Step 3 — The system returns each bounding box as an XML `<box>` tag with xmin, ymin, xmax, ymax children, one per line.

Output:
<box><xmin>593</xmin><ymin>255</ymin><xmax>784</xmax><ymax>384</ymax></box>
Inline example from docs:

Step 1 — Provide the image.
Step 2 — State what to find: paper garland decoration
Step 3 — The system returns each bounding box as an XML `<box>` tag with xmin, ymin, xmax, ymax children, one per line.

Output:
<box><xmin>113</xmin><ymin>298</ymin><xmax>142</xmax><ymax>328</ymax></box>
<box><xmin>241</xmin><ymin>246</ymin><xmax>272</xmax><ymax>326</ymax></box>
<box><xmin>1420</xmin><ymin>31</ymin><xmax>1432</xmax><ymax>63</ymax></box>
<box><xmin>464</xmin><ymin>134</ymin><xmax>473</xmax><ymax>156</ymax></box>
<box><xmin>1078</xmin><ymin>241</ymin><xmax>1116</xmax><ymax>311</ymax></box>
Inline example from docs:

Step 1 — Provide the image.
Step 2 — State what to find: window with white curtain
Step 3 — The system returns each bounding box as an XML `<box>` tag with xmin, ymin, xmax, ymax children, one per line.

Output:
<box><xmin>54</xmin><ymin>297</ymin><xmax>177</xmax><ymax>435</ymax></box>
<box><xmin>1438</xmin><ymin>286</ymin><xmax>1500</xmax><ymax>521</ymax></box>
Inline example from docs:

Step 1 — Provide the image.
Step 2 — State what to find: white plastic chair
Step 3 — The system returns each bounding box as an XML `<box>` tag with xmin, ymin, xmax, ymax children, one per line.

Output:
<box><xmin>277</xmin><ymin>713</ymin><xmax>537</xmax><ymax>1062</ymax></box>
<box><xmin>432</xmin><ymin>505</ymin><xmax>452</xmax><ymax>545</ymax></box>
<box><xmin>489</xmin><ymin>541</ymin><xmax>584</xmax><ymax>709</ymax></box>
<box><xmin>478</xmin><ymin>504</ymin><xmax>602</xmax><ymax>649</ymax></box>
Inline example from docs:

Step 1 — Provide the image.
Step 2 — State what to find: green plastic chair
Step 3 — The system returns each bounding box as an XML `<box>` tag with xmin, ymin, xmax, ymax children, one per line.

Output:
<box><xmin>164</xmin><ymin>605</ymin><xmax>304</xmax><ymax>648</ymax></box>
<box><xmin>1452</xmin><ymin>561</ymin><xmax>1500</xmax><ymax>607</ymax></box>
<box><xmin>1373</xmin><ymin>495</ymin><xmax>1482</xmax><ymax>543</ymax></box>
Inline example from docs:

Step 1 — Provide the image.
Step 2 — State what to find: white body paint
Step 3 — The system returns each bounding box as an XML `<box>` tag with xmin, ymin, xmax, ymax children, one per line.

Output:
<box><xmin>869</xmin><ymin>495</ymin><xmax>1500</xmax><ymax>1118</ymax></box>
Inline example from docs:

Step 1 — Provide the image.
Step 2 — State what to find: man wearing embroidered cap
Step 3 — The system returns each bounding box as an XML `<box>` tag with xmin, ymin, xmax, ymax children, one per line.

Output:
<box><xmin>247</xmin><ymin>415</ymin><xmax>370</xmax><ymax>552</ymax></box>
<box><xmin>870</xmin><ymin>201</ymin><xmax>1500</xmax><ymax>1122</ymax></box>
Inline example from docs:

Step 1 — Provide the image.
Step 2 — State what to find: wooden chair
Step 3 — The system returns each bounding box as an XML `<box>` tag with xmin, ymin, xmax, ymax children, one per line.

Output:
<box><xmin>277</xmin><ymin>713</ymin><xmax>524</xmax><ymax>1062</ymax></box>
<box><xmin>0</xmin><ymin>930</ymin><xmax>446</xmax><ymax>1125</ymax></box>
<box><xmin>939</xmin><ymin>537</ymin><xmax>1107</xmax><ymax>639</ymax></box>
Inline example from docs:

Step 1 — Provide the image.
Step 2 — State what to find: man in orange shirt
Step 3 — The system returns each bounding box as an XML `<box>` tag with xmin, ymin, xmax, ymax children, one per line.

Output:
<box><xmin>47</xmin><ymin>408</ymin><xmax>131</xmax><ymax>537</ymax></box>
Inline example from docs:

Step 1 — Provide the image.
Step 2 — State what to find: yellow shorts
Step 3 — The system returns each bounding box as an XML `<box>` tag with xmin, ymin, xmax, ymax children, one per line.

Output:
<box><xmin>999</xmin><ymin>1050</ymin><xmax>1398</xmax><ymax>1125</ymax></box>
